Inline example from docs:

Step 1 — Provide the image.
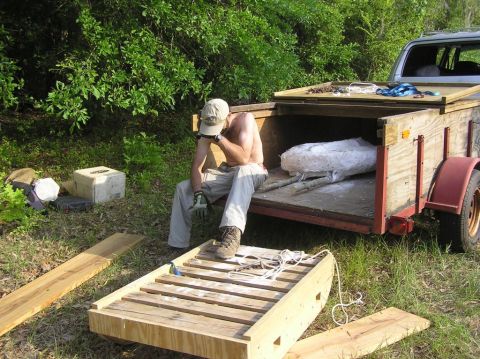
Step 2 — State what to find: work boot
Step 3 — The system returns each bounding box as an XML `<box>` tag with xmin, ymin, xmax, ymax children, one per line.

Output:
<box><xmin>215</xmin><ymin>226</ymin><xmax>241</xmax><ymax>259</ymax></box>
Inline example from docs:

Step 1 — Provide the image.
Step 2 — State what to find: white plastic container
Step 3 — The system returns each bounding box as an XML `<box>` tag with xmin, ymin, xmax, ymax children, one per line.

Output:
<box><xmin>73</xmin><ymin>166</ymin><xmax>125</xmax><ymax>203</ymax></box>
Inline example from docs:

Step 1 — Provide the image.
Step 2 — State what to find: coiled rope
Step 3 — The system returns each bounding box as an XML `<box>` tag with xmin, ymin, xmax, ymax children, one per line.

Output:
<box><xmin>228</xmin><ymin>249</ymin><xmax>364</xmax><ymax>325</ymax></box>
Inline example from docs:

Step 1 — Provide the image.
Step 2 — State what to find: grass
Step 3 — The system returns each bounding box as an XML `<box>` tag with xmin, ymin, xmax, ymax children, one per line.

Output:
<box><xmin>0</xmin><ymin>119</ymin><xmax>479</xmax><ymax>358</ymax></box>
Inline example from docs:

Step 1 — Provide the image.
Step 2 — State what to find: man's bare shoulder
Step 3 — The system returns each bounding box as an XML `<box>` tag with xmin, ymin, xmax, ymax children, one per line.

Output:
<box><xmin>232</xmin><ymin>112</ymin><xmax>255</xmax><ymax>127</ymax></box>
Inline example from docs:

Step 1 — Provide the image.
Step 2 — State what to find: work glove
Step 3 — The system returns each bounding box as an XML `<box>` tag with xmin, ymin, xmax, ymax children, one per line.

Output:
<box><xmin>192</xmin><ymin>190</ymin><xmax>209</xmax><ymax>220</ymax></box>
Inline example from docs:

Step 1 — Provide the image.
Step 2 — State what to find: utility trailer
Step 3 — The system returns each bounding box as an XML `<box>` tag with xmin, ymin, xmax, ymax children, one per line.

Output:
<box><xmin>194</xmin><ymin>82</ymin><xmax>480</xmax><ymax>252</ymax></box>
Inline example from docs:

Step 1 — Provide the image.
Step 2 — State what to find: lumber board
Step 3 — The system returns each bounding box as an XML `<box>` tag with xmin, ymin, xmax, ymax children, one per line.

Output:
<box><xmin>89</xmin><ymin>303</ymin><xmax>250</xmax><ymax>358</ymax></box>
<box><xmin>140</xmin><ymin>282</ymin><xmax>274</xmax><ymax>313</ymax></box>
<box><xmin>177</xmin><ymin>266</ymin><xmax>294</xmax><ymax>292</ymax></box>
<box><xmin>234</xmin><ymin>245</ymin><xmax>320</xmax><ymax>267</ymax></box>
<box><xmin>183</xmin><ymin>258</ymin><xmax>305</xmax><ymax>282</ymax></box>
<box><xmin>155</xmin><ymin>274</ymin><xmax>284</xmax><ymax>302</ymax></box>
<box><xmin>195</xmin><ymin>252</ymin><xmax>312</xmax><ymax>275</ymax></box>
<box><xmin>285</xmin><ymin>307</ymin><xmax>430</xmax><ymax>359</ymax></box>
<box><xmin>0</xmin><ymin>232</ymin><xmax>144</xmax><ymax>337</ymax></box>
<box><xmin>122</xmin><ymin>291</ymin><xmax>263</xmax><ymax>325</ymax></box>
<box><xmin>441</xmin><ymin>84</ymin><xmax>480</xmax><ymax>104</ymax></box>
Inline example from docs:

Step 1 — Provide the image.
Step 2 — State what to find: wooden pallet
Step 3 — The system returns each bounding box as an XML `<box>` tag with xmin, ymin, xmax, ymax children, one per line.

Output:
<box><xmin>89</xmin><ymin>241</ymin><xmax>334</xmax><ymax>359</ymax></box>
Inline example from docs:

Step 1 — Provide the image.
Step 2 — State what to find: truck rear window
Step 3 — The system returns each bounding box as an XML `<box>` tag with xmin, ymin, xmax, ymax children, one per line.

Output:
<box><xmin>402</xmin><ymin>43</ymin><xmax>480</xmax><ymax>77</ymax></box>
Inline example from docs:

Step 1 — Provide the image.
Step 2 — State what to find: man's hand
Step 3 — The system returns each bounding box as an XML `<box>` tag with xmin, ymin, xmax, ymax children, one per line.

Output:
<box><xmin>192</xmin><ymin>190</ymin><xmax>209</xmax><ymax>220</ymax></box>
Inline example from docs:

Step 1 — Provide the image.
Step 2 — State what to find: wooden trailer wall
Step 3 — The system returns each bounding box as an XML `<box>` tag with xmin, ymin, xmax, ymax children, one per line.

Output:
<box><xmin>379</xmin><ymin>106</ymin><xmax>480</xmax><ymax>215</ymax></box>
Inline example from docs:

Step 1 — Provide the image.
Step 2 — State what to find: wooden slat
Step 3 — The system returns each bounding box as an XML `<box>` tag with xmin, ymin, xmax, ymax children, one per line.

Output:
<box><xmin>184</xmin><ymin>258</ymin><xmax>304</xmax><ymax>283</ymax></box>
<box><xmin>155</xmin><ymin>274</ymin><xmax>283</xmax><ymax>302</ymax></box>
<box><xmin>141</xmin><ymin>282</ymin><xmax>274</xmax><ymax>313</ymax></box>
<box><xmin>285</xmin><ymin>307</ymin><xmax>430</xmax><ymax>359</ymax></box>
<box><xmin>123</xmin><ymin>291</ymin><xmax>263</xmax><ymax>325</ymax></box>
<box><xmin>89</xmin><ymin>304</ymin><xmax>249</xmax><ymax>359</ymax></box>
<box><xmin>441</xmin><ymin>84</ymin><xmax>480</xmax><ymax>104</ymax></box>
<box><xmin>0</xmin><ymin>233</ymin><xmax>143</xmax><ymax>338</ymax></box>
<box><xmin>104</xmin><ymin>300</ymin><xmax>248</xmax><ymax>338</ymax></box>
<box><xmin>90</xmin><ymin>240</ymin><xmax>213</xmax><ymax>310</ymax></box>
<box><xmin>195</xmin><ymin>252</ymin><xmax>312</xmax><ymax>275</ymax></box>
<box><xmin>177</xmin><ymin>266</ymin><xmax>294</xmax><ymax>292</ymax></box>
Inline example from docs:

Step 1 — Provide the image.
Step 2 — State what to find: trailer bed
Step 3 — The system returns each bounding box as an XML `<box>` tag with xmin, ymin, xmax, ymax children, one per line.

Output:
<box><xmin>253</xmin><ymin>168</ymin><xmax>375</xmax><ymax>218</ymax></box>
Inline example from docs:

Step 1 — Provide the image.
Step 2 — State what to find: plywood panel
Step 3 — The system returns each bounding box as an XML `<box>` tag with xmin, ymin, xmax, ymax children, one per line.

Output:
<box><xmin>274</xmin><ymin>82</ymin><xmax>480</xmax><ymax>105</ymax></box>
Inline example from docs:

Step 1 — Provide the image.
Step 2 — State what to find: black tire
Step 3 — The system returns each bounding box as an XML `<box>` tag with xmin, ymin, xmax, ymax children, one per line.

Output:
<box><xmin>438</xmin><ymin>169</ymin><xmax>480</xmax><ymax>252</ymax></box>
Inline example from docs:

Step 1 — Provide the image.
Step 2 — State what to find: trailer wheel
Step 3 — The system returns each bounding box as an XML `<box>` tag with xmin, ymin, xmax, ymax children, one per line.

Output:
<box><xmin>438</xmin><ymin>169</ymin><xmax>480</xmax><ymax>252</ymax></box>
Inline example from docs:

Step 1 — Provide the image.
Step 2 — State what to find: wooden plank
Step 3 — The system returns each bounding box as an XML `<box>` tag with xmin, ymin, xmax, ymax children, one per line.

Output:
<box><xmin>245</xmin><ymin>253</ymin><xmax>335</xmax><ymax>359</ymax></box>
<box><xmin>442</xmin><ymin>99</ymin><xmax>480</xmax><ymax>114</ymax></box>
<box><xmin>234</xmin><ymin>245</ymin><xmax>321</xmax><ymax>267</ymax></box>
<box><xmin>123</xmin><ymin>291</ymin><xmax>263</xmax><ymax>325</ymax></box>
<box><xmin>230</xmin><ymin>102</ymin><xmax>277</xmax><ymax>113</ymax></box>
<box><xmin>141</xmin><ymin>282</ymin><xmax>274</xmax><ymax>313</ymax></box>
<box><xmin>184</xmin><ymin>258</ymin><xmax>305</xmax><ymax>283</ymax></box>
<box><xmin>275</xmin><ymin>101</ymin><xmax>417</xmax><ymax>119</ymax></box>
<box><xmin>195</xmin><ymin>252</ymin><xmax>312</xmax><ymax>275</ymax></box>
<box><xmin>155</xmin><ymin>274</ymin><xmax>283</xmax><ymax>302</ymax></box>
<box><xmin>104</xmin><ymin>300</ymin><xmax>249</xmax><ymax>338</ymax></box>
<box><xmin>285</xmin><ymin>307</ymin><xmax>430</xmax><ymax>359</ymax></box>
<box><xmin>89</xmin><ymin>302</ymin><xmax>250</xmax><ymax>359</ymax></box>
<box><xmin>90</xmin><ymin>240</ymin><xmax>213</xmax><ymax>310</ymax></box>
<box><xmin>177</xmin><ymin>266</ymin><xmax>294</xmax><ymax>292</ymax></box>
<box><xmin>382</xmin><ymin>123</ymin><xmax>399</xmax><ymax>146</ymax></box>
<box><xmin>441</xmin><ymin>84</ymin><xmax>480</xmax><ymax>104</ymax></box>
<box><xmin>0</xmin><ymin>233</ymin><xmax>144</xmax><ymax>337</ymax></box>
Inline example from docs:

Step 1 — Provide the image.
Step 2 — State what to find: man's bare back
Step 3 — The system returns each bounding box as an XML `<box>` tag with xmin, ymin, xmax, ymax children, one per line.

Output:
<box><xmin>221</xmin><ymin>112</ymin><xmax>264</xmax><ymax>166</ymax></box>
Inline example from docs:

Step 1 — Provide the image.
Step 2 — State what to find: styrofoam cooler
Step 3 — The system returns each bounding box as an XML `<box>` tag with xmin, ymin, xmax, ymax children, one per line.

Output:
<box><xmin>73</xmin><ymin>166</ymin><xmax>125</xmax><ymax>203</ymax></box>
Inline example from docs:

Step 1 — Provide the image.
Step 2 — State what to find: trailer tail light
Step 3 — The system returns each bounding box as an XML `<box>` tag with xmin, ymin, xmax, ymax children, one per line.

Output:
<box><xmin>388</xmin><ymin>216</ymin><xmax>414</xmax><ymax>235</ymax></box>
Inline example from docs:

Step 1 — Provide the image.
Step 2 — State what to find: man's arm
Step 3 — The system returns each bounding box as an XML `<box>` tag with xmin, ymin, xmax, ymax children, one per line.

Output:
<box><xmin>191</xmin><ymin>137</ymin><xmax>211</xmax><ymax>192</ymax></box>
<box><xmin>217</xmin><ymin>113</ymin><xmax>254</xmax><ymax>165</ymax></box>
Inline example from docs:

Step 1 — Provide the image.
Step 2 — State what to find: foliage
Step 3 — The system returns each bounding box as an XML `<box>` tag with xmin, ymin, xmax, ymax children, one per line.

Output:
<box><xmin>0</xmin><ymin>25</ymin><xmax>23</xmax><ymax>110</ymax></box>
<box><xmin>0</xmin><ymin>179</ymin><xmax>32</xmax><ymax>224</ymax></box>
<box><xmin>123</xmin><ymin>132</ymin><xmax>193</xmax><ymax>192</ymax></box>
<box><xmin>340</xmin><ymin>0</ymin><xmax>432</xmax><ymax>81</ymax></box>
<box><xmin>37</xmin><ymin>0</ymin><xmax>357</xmax><ymax>129</ymax></box>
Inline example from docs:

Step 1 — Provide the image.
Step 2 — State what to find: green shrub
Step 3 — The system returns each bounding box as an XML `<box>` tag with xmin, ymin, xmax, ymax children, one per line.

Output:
<box><xmin>0</xmin><ymin>180</ymin><xmax>33</xmax><ymax>224</ymax></box>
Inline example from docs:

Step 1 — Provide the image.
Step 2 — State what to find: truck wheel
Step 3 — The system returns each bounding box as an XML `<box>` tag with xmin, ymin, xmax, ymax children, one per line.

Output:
<box><xmin>438</xmin><ymin>169</ymin><xmax>480</xmax><ymax>252</ymax></box>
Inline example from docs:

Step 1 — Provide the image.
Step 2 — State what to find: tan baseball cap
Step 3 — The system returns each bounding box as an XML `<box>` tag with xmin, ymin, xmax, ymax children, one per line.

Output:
<box><xmin>199</xmin><ymin>99</ymin><xmax>229</xmax><ymax>136</ymax></box>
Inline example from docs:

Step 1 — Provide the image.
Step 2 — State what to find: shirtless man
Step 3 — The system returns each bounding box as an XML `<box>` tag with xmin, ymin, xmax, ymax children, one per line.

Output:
<box><xmin>167</xmin><ymin>98</ymin><xmax>267</xmax><ymax>259</ymax></box>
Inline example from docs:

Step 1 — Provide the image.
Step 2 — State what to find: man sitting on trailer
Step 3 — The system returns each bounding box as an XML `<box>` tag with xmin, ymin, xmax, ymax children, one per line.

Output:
<box><xmin>167</xmin><ymin>98</ymin><xmax>268</xmax><ymax>259</ymax></box>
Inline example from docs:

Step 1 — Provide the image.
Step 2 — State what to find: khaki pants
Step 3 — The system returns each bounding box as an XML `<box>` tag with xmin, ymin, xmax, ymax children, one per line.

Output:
<box><xmin>168</xmin><ymin>163</ymin><xmax>268</xmax><ymax>248</ymax></box>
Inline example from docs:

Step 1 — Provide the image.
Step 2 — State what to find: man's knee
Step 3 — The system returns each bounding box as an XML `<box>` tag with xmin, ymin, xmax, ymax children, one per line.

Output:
<box><xmin>175</xmin><ymin>179</ymin><xmax>191</xmax><ymax>194</ymax></box>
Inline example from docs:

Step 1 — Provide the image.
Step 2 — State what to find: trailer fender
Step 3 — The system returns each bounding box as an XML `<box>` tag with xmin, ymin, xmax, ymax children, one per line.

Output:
<box><xmin>427</xmin><ymin>157</ymin><xmax>480</xmax><ymax>214</ymax></box>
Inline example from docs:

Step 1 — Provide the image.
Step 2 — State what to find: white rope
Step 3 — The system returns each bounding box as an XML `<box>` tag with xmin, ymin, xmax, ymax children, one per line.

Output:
<box><xmin>227</xmin><ymin>248</ymin><xmax>364</xmax><ymax>325</ymax></box>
